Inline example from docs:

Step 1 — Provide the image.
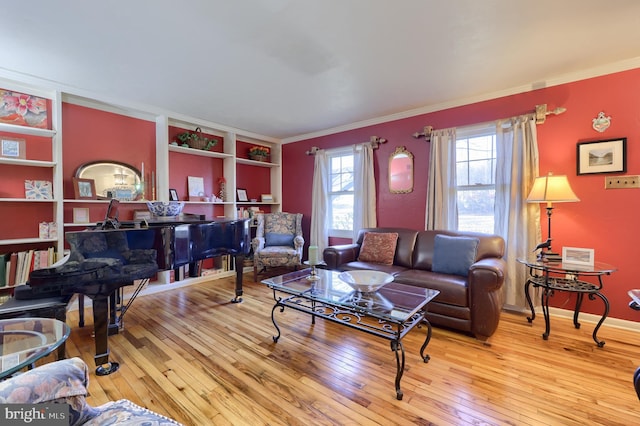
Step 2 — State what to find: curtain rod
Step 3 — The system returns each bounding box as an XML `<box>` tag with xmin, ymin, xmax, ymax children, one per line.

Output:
<box><xmin>305</xmin><ymin>136</ymin><xmax>387</xmax><ymax>155</ymax></box>
<box><xmin>411</xmin><ymin>104</ymin><xmax>567</xmax><ymax>141</ymax></box>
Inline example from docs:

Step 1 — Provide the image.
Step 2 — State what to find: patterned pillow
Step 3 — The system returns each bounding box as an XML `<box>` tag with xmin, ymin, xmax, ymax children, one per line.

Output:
<box><xmin>358</xmin><ymin>232</ymin><xmax>399</xmax><ymax>265</ymax></box>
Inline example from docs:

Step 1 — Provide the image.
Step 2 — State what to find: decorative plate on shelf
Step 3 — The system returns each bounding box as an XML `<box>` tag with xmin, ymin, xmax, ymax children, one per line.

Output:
<box><xmin>24</xmin><ymin>180</ymin><xmax>53</xmax><ymax>199</ymax></box>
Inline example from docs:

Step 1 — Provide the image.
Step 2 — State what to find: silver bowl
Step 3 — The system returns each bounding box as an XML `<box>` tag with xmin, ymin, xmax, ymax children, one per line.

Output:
<box><xmin>337</xmin><ymin>270</ymin><xmax>394</xmax><ymax>293</ymax></box>
<box><xmin>146</xmin><ymin>201</ymin><xmax>184</xmax><ymax>216</ymax></box>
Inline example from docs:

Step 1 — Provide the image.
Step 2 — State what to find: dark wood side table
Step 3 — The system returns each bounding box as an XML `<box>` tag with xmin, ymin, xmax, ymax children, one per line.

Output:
<box><xmin>517</xmin><ymin>257</ymin><xmax>616</xmax><ymax>347</ymax></box>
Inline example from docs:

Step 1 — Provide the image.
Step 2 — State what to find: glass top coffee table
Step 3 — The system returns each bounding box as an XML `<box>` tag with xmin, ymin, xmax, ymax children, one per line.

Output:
<box><xmin>0</xmin><ymin>317</ymin><xmax>71</xmax><ymax>379</ymax></box>
<box><xmin>263</xmin><ymin>268</ymin><xmax>439</xmax><ymax>400</ymax></box>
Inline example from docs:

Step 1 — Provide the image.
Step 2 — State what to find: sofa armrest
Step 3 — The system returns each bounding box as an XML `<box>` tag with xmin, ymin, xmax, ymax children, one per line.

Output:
<box><xmin>469</xmin><ymin>258</ymin><xmax>506</xmax><ymax>292</ymax></box>
<box><xmin>323</xmin><ymin>244</ymin><xmax>360</xmax><ymax>269</ymax></box>
<box><xmin>0</xmin><ymin>357</ymin><xmax>99</xmax><ymax>426</ymax></box>
<box><xmin>468</xmin><ymin>257</ymin><xmax>506</xmax><ymax>341</ymax></box>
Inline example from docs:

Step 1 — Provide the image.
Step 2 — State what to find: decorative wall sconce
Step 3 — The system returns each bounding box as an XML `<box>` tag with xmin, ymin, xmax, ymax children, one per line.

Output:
<box><xmin>592</xmin><ymin>111</ymin><xmax>611</xmax><ymax>133</ymax></box>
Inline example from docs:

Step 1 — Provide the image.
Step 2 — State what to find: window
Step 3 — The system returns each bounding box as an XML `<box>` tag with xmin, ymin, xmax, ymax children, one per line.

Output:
<box><xmin>328</xmin><ymin>148</ymin><xmax>354</xmax><ymax>238</ymax></box>
<box><xmin>456</xmin><ymin>125</ymin><xmax>496</xmax><ymax>234</ymax></box>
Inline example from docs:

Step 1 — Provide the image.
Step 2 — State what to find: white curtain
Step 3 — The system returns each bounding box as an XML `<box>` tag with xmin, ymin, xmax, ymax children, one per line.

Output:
<box><xmin>494</xmin><ymin>115</ymin><xmax>541</xmax><ymax>308</ymax></box>
<box><xmin>352</xmin><ymin>143</ymin><xmax>377</xmax><ymax>239</ymax></box>
<box><xmin>425</xmin><ymin>128</ymin><xmax>458</xmax><ymax>230</ymax></box>
<box><xmin>310</xmin><ymin>149</ymin><xmax>329</xmax><ymax>252</ymax></box>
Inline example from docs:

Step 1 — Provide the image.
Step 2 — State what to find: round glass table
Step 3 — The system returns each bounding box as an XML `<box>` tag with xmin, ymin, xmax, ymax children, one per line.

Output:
<box><xmin>0</xmin><ymin>317</ymin><xmax>71</xmax><ymax>379</ymax></box>
<box><xmin>517</xmin><ymin>257</ymin><xmax>616</xmax><ymax>346</ymax></box>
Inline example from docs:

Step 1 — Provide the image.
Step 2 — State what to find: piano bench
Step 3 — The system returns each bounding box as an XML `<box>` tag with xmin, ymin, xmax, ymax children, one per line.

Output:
<box><xmin>0</xmin><ymin>293</ymin><xmax>73</xmax><ymax>360</ymax></box>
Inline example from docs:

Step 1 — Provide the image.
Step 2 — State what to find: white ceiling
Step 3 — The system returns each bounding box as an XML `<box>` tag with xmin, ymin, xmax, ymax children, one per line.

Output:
<box><xmin>3</xmin><ymin>1</ymin><xmax>640</xmax><ymax>141</ymax></box>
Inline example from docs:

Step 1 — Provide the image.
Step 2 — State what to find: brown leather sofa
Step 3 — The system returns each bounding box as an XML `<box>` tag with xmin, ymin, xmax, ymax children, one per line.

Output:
<box><xmin>323</xmin><ymin>228</ymin><xmax>506</xmax><ymax>342</ymax></box>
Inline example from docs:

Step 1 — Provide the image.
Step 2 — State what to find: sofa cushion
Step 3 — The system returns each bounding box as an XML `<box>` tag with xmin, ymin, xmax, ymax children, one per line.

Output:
<box><xmin>357</xmin><ymin>232</ymin><xmax>398</xmax><ymax>265</ymax></box>
<box><xmin>265</xmin><ymin>232</ymin><xmax>294</xmax><ymax>247</ymax></box>
<box><xmin>432</xmin><ymin>234</ymin><xmax>479</xmax><ymax>276</ymax></box>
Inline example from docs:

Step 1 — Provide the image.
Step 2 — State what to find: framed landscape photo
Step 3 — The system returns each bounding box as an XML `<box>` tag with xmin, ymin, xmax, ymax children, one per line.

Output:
<box><xmin>237</xmin><ymin>188</ymin><xmax>248</xmax><ymax>202</ymax></box>
<box><xmin>577</xmin><ymin>138</ymin><xmax>626</xmax><ymax>175</ymax></box>
<box><xmin>73</xmin><ymin>177</ymin><xmax>97</xmax><ymax>200</ymax></box>
<box><xmin>562</xmin><ymin>247</ymin><xmax>595</xmax><ymax>267</ymax></box>
<box><xmin>261</xmin><ymin>194</ymin><xmax>274</xmax><ymax>202</ymax></box>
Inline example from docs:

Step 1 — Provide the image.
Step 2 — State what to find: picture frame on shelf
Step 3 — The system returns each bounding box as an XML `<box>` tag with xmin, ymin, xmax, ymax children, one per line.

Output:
<box><xmin>237</xmin><ymin>188</ymin><xmax>248</xmax><ymax>202</ymax></box>
<box><xmin>562</xmin><ymin>247</ymin><xmax>595</xmax><ymax>267</ymax></box>
<box><xmin>73</xmin><ymin>177</ymin><xmax>97</xmax><ymax>200</ymax></box>
<box><xmin>187</xmin><ymin>176</ymin><xmax>205</xmax><ymax>201</ymax></box>
<box><xmin>133</xmin><ymin>210</ymin><xmax>152</xmax><ymax>221</ymax></box>
<box><xmin>24</xmin><ymin>180</ymin><xmax>53</xmax><ymax>199</ymax></box>
<box><xmin>261</xmin><ymin>194</ymin><xmax>274</xmax><ymax>202</ymax></box>
<box><xmin>169</xmin><ymin>188</ymin><xmax>179</xmax><ymax>201</ymax></box>
<box><xmin>72</xmin><ymin>208</ymin><xmax>90</xmax><ymax>224</ymax></box>
<box><xmin>1</xmin><ymin>137</ymin><xmax>26</xmax><ymax>159</ymax></box>
<box><xmin>577</xmin><ymin>138</ymin><xmax>626</xmax><ymax>175</ymax></box>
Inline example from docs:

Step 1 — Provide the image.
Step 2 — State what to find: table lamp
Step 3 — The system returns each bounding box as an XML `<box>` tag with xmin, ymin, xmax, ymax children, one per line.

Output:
<box><xmin>526</xmin><ymin>172</ymin><xmax>580</xmax><ymax>261</ymax></box>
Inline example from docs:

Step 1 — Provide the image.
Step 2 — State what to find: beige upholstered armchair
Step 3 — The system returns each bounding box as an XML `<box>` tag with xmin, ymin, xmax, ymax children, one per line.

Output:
<box><xmin>251</xmin><ymin>212</ymin><xmax>304</xmax><ymax>281</ymax></box>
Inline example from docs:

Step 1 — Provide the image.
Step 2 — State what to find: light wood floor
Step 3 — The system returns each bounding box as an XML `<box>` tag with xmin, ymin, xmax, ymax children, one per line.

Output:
<box><xmin>54</xmin><ymin>273</ymin><xmax>640</xmax><ymax>425</ymax></box>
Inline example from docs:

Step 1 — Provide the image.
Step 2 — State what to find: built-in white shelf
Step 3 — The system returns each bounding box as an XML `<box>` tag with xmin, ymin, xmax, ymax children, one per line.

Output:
<box><xmin>168</xmin><ymin>144</ymin><xmax>233</xmax><ymax>159</ymax></box>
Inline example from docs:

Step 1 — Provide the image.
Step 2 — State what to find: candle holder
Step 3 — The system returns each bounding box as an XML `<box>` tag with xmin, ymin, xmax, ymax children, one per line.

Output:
<box><xmin>303</xmin><ymin>260</ymin><xmax>325</xmax><ymax>281</ymax></box>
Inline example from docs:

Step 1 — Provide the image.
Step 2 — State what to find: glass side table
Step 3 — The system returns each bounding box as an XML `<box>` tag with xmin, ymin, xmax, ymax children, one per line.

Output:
<box><xmin>517</xmin><ymin>257</ymin><xmax>616</xmax><ymax>347</ymax></box>
<box><xmin>0</xmin><ymin>317</ymin><xmax>71</xmax><ymax>379</ymax></box>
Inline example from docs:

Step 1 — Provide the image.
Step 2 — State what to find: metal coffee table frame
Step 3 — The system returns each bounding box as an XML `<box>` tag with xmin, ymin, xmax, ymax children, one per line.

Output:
<box><xmin>264</xmin><ymin>269</ymin><xmax>439</xmax><ymax>400</ymax></box>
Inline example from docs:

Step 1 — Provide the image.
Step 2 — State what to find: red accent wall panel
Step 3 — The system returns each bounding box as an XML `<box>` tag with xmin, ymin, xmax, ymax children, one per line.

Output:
<box><xmin>283</xmin><ymin>67</ymin><xmax>640</xmax><ymax>322</ymax></box>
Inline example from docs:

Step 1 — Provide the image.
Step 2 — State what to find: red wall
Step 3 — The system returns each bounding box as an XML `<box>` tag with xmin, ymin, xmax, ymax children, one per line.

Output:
<box><xmin>282</xmin><ymin>67</ymin><xmax>640</xmax><ymax>322</ymax></box>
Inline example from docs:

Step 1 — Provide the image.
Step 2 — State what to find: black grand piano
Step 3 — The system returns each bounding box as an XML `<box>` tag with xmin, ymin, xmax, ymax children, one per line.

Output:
<box><xmin>27</xmin><ymin>212</ymin><xmax>250</xmax><ymax>375</ymax></box>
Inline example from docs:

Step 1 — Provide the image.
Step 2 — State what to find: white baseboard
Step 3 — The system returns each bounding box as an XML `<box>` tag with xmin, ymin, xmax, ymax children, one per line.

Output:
<box><xmin>504</xmin><ymin>304</ymin><xmax>640</xmax><ymax>332</ymax></box>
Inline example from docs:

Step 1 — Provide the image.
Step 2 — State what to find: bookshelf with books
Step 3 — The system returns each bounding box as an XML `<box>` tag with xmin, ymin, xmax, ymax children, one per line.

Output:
<box><xmin>0</xmin><ymin>81</ymin><xmax>63</xmax><ymax>263</ymax></box>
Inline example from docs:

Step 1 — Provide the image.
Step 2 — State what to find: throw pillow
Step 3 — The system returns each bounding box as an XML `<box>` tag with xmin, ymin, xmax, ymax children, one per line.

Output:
<box><xmin>432</xmin><ymin>234</ymin><xmax>479</xmax><ymax>276</ymax></box>
<box><xmin>357</xmin><ymin>232</ymin><xmax>399</xmax><ymax>265</ymax></box>
<box><xmin>265</xmin><ymin>232</ymin><xmax>294</xmax><ymax>247</ymax></box>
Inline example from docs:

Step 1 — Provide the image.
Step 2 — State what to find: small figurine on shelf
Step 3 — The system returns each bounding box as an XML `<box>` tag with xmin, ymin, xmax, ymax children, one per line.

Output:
<box><xmin>217</xmin><ymin>176</ymin><xmax>227</xmax><ymax>202</ymax></box>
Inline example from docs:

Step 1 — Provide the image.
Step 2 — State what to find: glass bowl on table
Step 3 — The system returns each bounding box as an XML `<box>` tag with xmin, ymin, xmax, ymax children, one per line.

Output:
<box><xmin>337</xmin><ymin>270</ymin><xmax>394</xmax><ymax>294</ymax></box>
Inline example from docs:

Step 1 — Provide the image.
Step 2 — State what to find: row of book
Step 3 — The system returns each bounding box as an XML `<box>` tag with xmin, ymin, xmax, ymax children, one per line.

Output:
<box><xmin>0</xmin><ymin>248</ymin><xmax>57</xmax><ymax>287</ymax></box>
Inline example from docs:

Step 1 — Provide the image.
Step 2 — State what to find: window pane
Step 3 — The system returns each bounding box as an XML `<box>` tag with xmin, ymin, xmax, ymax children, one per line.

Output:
<box><xmin>468</xmin><ymin>159</ymin><xmax>493</xmax><ymax>185</ymax></box>
<box><xmin>457</xmin><ymin>188</ymin><xmax>495</xmax><ymax>233</ymax></box>
<box><xmin>330</xmin><ymin>194</ymin><xmax>354</xmax><ymax>231</ymax></box>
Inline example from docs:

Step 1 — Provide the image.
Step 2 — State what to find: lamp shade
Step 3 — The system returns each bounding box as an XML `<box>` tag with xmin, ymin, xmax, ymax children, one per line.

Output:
<box><xmin>526</xmin><ymin>173</ymin><xmax>580</xmax><ymax>205</ymax></box>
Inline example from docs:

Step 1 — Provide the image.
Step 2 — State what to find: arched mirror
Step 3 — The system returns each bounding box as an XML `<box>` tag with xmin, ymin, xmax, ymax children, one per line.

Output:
<box><xmin>76</xmin><ymin>161</ymin><xmax>142</xmax><ymax>200</ymax></box>
<box><xmin>389</xmin><ymin>146</ymin><xmax>414</xmax><ymax>194</ymax></box>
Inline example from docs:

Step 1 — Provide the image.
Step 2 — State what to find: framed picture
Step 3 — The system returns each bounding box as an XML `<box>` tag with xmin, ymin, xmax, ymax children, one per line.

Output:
<box><xmin>261</xmin><ymin>194</ymin><xmax>274</xmax><ymax>202</ymax></box>
<box><xmin>169</xmin><ymin>188</ymin><xmax>179</xmax><ymax>201</ymax></box>
<box><xmin>1</xmin><ymin>137</ymin><xmax>26</xmax><ymax>159</ymax></box>
<box><xmin>577</xmin><ymin>138</ymin><xmax>626</xmax><ymax>175</ymax></box>
<box><xmin>237</xmin><ymin>188</ymin><xmax>248</xmax><ymax>202</ymax></box>
<box><xmin>24</xmin><ymin>180</ymin><xmax>53</xmax><ymax>199</ymax></box>
<box><xmin>187</xmin><ymin>176</ymin><xmax>205</xmax><ymax>201</ymax></box>
<box><xmin>562</xmin><ymin>247</ymin><xmax>595</xmax><ymax>267</ymax></box>
<box><xmin>72</xmin><ymin>208</ymin><xmax>90</xmax><ymax>223</ymax></box>
<box><xmin>134</xmin><ymin>210</ymin><xmax>152</xmax><ymax>220</ymax></box>
<box><xmin>73</xmin><ymin>177</ymin><xmax>97</xmax><ymax>200</ymax></box>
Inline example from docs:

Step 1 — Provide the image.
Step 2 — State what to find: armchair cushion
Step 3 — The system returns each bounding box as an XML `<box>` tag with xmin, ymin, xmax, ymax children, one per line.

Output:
<box><xmin>357</xmin><ymin>232</ymin><xmax>398</xmax><ymax>265</ymax></box>
<box><xmin>0</xmin><ymin>357</ymin><xmax>99</xmax><ymax>426</ymax></box>
<box><xmin>85</xmin><ymin>399</ymin><xmax>182</xmax><ymax>426</ymax></box>
<box><xmin>265</xmin><ymin>232</ymin><xmax>294</xmax><ymax>247</ymax></box>
<box><xmin>432</xmin><ymin>234</ymin><xmax>479</xmax><ymax>276</ymax></box>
